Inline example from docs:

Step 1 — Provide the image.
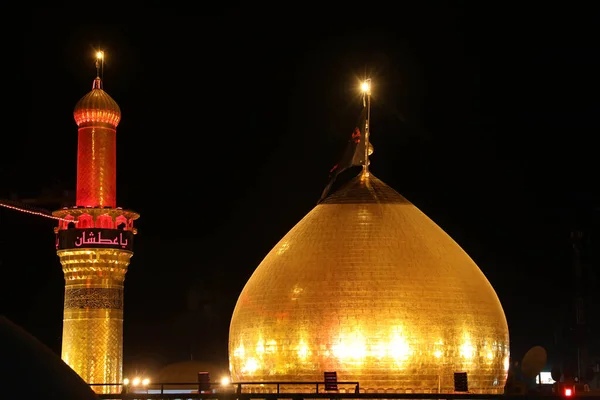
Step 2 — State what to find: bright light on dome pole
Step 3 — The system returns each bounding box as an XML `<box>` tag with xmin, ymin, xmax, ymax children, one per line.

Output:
<box><xmin>361</xmin><ymin>79</ymin><xmax>372</xmax><ymax>176</ymax></box>
<box><xmin>361</xmin><ymin>81</ymin><xmax>370</xmax><ymax>93</ymax></box>
<box><xmin>95</xmin><ymin>50</ymin><xmax>105</xmax><ymax>82</ymax></box>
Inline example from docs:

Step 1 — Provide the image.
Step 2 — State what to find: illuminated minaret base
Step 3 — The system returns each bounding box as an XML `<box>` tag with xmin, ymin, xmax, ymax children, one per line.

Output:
<box><xmin>53</xmin><ymin>52</ymin><xmax>139</xmax><ymax>394</ymax></box>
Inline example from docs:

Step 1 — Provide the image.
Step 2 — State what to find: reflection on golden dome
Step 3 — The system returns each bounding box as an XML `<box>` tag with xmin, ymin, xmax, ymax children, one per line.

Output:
<box><xmin>73</xmin><ymin>77</ymin><xmax>121</xmax><ymax>127</ymax></box>
<box><xmin>229</xmin><ymin>173</ymin><xmax>509</xmax><ymax>394</ymax></box>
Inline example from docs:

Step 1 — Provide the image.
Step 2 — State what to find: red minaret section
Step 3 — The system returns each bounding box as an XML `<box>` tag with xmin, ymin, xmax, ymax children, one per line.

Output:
<box><xmin>73</xmin><ymin>76</ymin><xmax>121</xmax><ymax>207</ymax></box>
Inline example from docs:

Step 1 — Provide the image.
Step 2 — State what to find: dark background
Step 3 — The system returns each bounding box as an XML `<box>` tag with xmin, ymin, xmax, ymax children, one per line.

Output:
<box><xmin>1</xmin><ymin>3</ymin><xmax>599</xmax><ymax>375</ymax></box>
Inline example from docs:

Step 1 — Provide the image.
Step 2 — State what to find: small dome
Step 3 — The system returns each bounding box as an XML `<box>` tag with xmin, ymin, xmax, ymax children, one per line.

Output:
<box><xmin>73</xmin><ymin>77</ymin><xmax>121</xmax><ymax>127</ymax></box>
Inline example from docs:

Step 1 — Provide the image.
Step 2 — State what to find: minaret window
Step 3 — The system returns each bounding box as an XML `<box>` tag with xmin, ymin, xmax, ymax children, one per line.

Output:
<box><xmin>62</xmin><ymin>215</ymin><xmax>75</xmax><ymax>230</ymax></box>
<box><xmin>96</xmin><ymin>214</ymin><xmax>113</xmax><ymax>229</ymax></box>
<box><xmin>116</xmin><ymin>215</ymin><xmax>127</xmax><ymax>230</ymax></box>
<box><xmin>78</xmin><ymin>213</ymin><xmax>93</xmax><ymax>228</ymax></box>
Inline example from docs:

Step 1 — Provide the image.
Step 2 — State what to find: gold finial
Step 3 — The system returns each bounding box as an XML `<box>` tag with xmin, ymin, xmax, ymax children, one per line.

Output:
<box><xmin>361</xmin><ymin>79</ymin><xmax>372</xmax><ymax>178</ymax></box>
<box><xmin>95</xmin><ymin>50</ymin><xmax>104</xmax><ymax>86</ymax></box>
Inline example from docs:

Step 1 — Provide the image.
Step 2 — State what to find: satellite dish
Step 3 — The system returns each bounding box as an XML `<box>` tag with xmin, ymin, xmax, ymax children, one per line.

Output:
<box><xmin>521</xmin><ymin>346</ymin><xmax>547</xmax><ymax>380</ymax></box>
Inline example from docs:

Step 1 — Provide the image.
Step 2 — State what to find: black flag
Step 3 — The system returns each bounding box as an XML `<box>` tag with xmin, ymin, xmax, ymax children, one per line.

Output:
<box><xmin>319</xmin><ymin>107</ymin><xmax>367</xmax><ymax>202</ymax></box>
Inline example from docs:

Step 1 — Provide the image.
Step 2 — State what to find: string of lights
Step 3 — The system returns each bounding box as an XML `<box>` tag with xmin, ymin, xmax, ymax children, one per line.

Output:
<box><xmin>0</xmin><ymin>199</ymin><xmax>76</xmax><ymax>223</ymax></box>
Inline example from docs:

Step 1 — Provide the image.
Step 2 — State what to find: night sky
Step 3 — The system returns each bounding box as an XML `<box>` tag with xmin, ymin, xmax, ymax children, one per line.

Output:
<box><xmin>1</xmin><ymin>4</ymin><xmax>598</xmax><ymax>376</ymax></box>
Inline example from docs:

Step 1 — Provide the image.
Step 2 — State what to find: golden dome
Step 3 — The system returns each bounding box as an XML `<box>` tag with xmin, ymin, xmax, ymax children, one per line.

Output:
<box><xmin>73</xmin><ymin>77</ymin><xmax>121</xmax><ymax>127</ymax></box>
<box><xmin>229</xmin><ymin>173</ymin><xmax>509</xmax><ymax>394</ymax></box>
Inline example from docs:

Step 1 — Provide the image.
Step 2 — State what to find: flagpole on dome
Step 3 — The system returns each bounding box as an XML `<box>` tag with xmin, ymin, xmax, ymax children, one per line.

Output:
<box><xmin>92</xmin><ymin>50</ymin><xmax>104</xmax><ymax>89</ymax></box>
<box><xmin>361</xmin><ymin>78</ymin><xmax>372</xmax><ymax>179</ymax></box>
<box><xmin>95</xmin><ymin>50</ymin><xmax>104</xmax><ymax>87</ymax></box>
<box><xmin>318</xmin><ymin>78</ymin><xmax>373</xmax><ymax>203</ymax></box>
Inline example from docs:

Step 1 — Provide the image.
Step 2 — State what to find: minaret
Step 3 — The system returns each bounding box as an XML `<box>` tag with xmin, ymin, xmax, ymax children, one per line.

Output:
<box><xmin>52</xmin><ymin>52</ymin><xmax>139</xmax><ymax>394</ymax></box>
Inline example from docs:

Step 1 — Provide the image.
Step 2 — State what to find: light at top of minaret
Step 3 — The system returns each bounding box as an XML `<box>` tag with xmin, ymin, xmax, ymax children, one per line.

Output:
<box><xmin>361</xmin><ymin>80</ymin><xmax>370</xmax><ymax>93</ymax></box>
<box><xmin>73</xmin><ymin>50</ymin><xmax>121</xmax><ymax>127</ymax></box>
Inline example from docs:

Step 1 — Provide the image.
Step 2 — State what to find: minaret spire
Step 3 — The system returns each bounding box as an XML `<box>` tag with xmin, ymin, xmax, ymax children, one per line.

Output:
<box><xmin>95</xmin><ymin>50</ymin><xmax>104</xmax><ymax>88</ymax></box>
<box><xmin>361</xmin><ymin>78</ymin><xmax>372</xmax><ymax>179</ymax></box>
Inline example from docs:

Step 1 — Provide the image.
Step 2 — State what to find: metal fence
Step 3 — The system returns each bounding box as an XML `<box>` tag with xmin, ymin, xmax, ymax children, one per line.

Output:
<box><xmin>91</xmin><ymin>384</ymin><xmax>600</xmax><ymax>400</ymax></box>
<box><xmin>91</xmin><ymin>381</ymin><xmax>600</xmax><ymax>400</ymax></box>
<box><xmin>95</xmin><ymin>394</ymin><xmax>600</xmax><ymax>400</ymax></box>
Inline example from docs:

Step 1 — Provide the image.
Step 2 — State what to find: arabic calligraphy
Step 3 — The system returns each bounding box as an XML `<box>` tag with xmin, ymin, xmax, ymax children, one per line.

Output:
<box><xmin>74</xmin><ymin>231</ymin><xmax>129</xmax><ymax>248</ymax></box>
<box><xmin>64</xmin><ymin>287</ymin><xmax>124</xmax><ymax>310</ymax></box>
<box><xmin>56</xmin><ymin>228</ymin><xmax>134</xmax><ymax>251</ymax></box>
